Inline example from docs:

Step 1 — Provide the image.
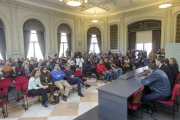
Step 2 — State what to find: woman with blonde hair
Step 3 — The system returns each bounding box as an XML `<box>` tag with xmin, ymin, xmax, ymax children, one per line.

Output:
<box><xmin>21</xmin><ymin>61</ymin><xmax>31</xmax><ymax>76</ymax></box>
<box><xmin>169</xmin><ymin>58</ymin><xmax>179</xmax><ymax>75</ymax></box>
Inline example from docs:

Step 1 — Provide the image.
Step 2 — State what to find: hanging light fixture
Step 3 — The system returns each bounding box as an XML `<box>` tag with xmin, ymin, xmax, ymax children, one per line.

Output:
<box><xmin>59</xmin><ymin>0</ymin><xmax>88</xmax><ymax>7</ymax></box>
<box><xmin>92</xmin><ymin>10</ymin><xmax>98</xmax><ymax>23</ymax></box>
<box><xmin>159</xmin><ymin>0</ymin><xmax>172</xmax><ymax>8</ymax></box>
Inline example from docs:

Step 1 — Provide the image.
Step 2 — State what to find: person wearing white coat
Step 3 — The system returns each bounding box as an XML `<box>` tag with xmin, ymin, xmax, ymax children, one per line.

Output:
<box><xmin>76</xmin><ymin>56</ymin><xmax>84</xmax><ymax>73</ymax></box>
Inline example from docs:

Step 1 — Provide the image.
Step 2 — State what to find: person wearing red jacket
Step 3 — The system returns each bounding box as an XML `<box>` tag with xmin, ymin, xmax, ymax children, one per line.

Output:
<box><xmin>97</xmin><ymin>59</ymin><xmax>110</xmax><ymax>83</ymax></box>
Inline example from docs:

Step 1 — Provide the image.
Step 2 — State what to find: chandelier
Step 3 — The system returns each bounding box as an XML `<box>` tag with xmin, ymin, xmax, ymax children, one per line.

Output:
<box><xmin>59</xmin><ymin>0</ymin><xmax>88</xmax><ymax>7</ymax></box>
<box><xmin>159</xmin><ymin>0</ymin><xmax>172</xmax><ymax>8</ymax></box>
<box><xmin>92</xmin><ymin>10</ymin><xmax>98</xmax><ymax>23</ymax></box>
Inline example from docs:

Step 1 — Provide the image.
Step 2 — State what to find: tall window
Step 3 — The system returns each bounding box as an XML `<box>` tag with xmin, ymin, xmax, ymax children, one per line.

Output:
<box><xmin>89</xmin><ymin>35</ymin><xmax>100</xmax><ymax>54</ymax></box>
<box><xmin>59</xmin><ymin>33</ymin><xmax>68</xmax><ymax>57</ymax></box>
<box><xmin>136</xmin><ymin>43</ymin><xmax>152</xmax><ymax>57</ymax></box>
<box><xmin>27</xmin><ymin>30</ymin><xmax>43</xmax><ymax>61</ymax></box>
<box><xmin>0</xmin><ymin>53</ymin><xmax>3</xmax><ymax>60</ymax></box>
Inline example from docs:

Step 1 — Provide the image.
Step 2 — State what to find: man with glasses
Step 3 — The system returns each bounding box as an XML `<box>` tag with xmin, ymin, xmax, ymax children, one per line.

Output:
<box><xmin>51</xmin><ymin>63</ymin><xmax>70</xmax><ymax>102</ymax></box>
<box><xmin>64</xmin><ymin>64</ymin><xmax>91</xmax><ymax>97</ymax></box>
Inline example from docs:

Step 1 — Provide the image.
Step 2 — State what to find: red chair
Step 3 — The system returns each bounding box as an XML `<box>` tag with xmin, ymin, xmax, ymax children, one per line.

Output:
<box><xmin>74</xmin><ymin>71</ymin><xmax>87</xmax><ymax>83</ymax></box>
<box><xmin>6</xmin><ymin>71</ymin><xmax>10</xmax><ymax>78</ymax></box>
<box><xmin>128</xmin><ymin>87</ymin><xmax>144</xmax><ymax>119</ymax></box>
<box><xmin>14</xmin><ymin>76</ymin><xmax>29</xmax><ymax>84</ymax></box>
<box><xmin>0</xmin><ymin>78</ymin><xmax>13</xmax><ymax>86</ymax></box>
<box><xmin>114</xmin><ymin>60</ymin><xmax>117</xmax><ymax>66</ymax></box>
<box><xmin>16</xmin><ymin>67</ymin><xmax>21</xmax><ymax>72</ymax></box>
<box><xmin>152</xmin><ymin>84</ymin><xmax>180</xmax><ymax>120</ymax></box>
<box><xmin>21</xmin><ymin>81</ymin><xmax>36</xmax><ymax>109</ymax></box>
<box><xmin>175</xmin><ymin>73</ymin><xmax>180</xmax><ymax>84</ymax></box>
<box><xmin>62</xmin><ymin>69</ymin><xmax>66</xmax><ymax>72</ymax></box>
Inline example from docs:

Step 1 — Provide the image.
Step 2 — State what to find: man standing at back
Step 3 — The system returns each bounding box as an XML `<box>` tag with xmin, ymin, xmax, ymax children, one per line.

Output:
<box><xmin>141</xmin><ymin>63</ymin><xmax>171</xmax><ymax>113</ymax></box>
<box><xmin>51</xmin><ymin>63</ymin><xmax>70</xmax><ymax>102</ymax></box>
<box><xmin>156</xmin><ymin>58</ymin><xmax>174</xmax><ymax>90</ymax></box>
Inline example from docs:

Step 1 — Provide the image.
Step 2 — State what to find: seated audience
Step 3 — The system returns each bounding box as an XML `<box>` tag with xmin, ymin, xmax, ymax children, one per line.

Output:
<box><xmin>45</xmin><ymin>61</ymin><xmax>53</xmax><ymax>72</ymax></box>
<box><xmin>164</xmin><ymin>58</ymin><xmax>178</xmax><ymax>82</ymax></box>
<box><xmin>108</xmin><ymin>50</ymin><xmax>111</xmax><ymax>57</ymax></box>
<box><xmin>148</xmin><ymin>50</ymin><xmax>156</xmax><ymax>61</ymax></box>
<box><xmin>49</xmin><ymin>58</ymin><xmax>55</xmax><ymax>66</ymax></box>
<box><xmin>34</xmin><ymin>58</ymin><xmax>38</xmax><ymax>65</ymax></box>
<box><xmin>56</xmin><ymin>59</ymin><xmax>62</xmax><ymax>70</ymax></box>
<box><xmin>68</xmin><ymin>57</ymin><xmax>76</xmax><ymax>71</ymax></box>
<box><xmin>104</xmin><ymin>58</ymin><xmax>117</xmax><ymax>81</ymax></box>
<box><xmin>126</xmin><ymin>50</ymin><xmax>131</xmax><ymax>57</ymax></box>
<box><xmin>35</xmin><ymin>62</ymin><xmax>42</xmax><ymax>71</ymax></box>
<box><xmin>64</xmin><ymin>64</ymin><xmax>91</xmax><ymax>97</ymax></box>
<box><xmin>109</xmin><ymin>57</ymin><xmax>122</xmax><ymax>77</ymax></box>
<box><xmin>156</xmin><ymin>58</ymin><xmax>174</xmax><ymax>89</ymax></box>
<box><xmin>0</xmin><ymin>65</ymin><xmax>7</xmax><ymax>80</ymax></box>
<box><xmin>61</xmin><ymin>57</ymin><xmax>68</xmax><ymax>69</ymax></box>
<box><xmin>169</xmin><ymin>58</ymin><xmax>179</xmax><ymax>75</ymax></box>
<box><xmin>76</xmin><ymin>56</ymin><xmax>84</xmax><ymax>73</ymax></box>
<box><xmin>4</xmin><ymin>60</ymin><xmax>11</xmax><ymax>72</ymax></box>
<box><xmin>40</xmin><ymin>67</ymin><xmax>55</xmax><ymax>104</ymax></box>
<box><xmin>21</xmin><ymin>58</ymin><xmax>25</xmax><ymax>68</ymax></box>
<box><xmin>29</xmin><ymin>60</ymin><xmax>35</xmax><ymax>72</ymax></box>
<box><xmin>28</xmin><ymin>70</ymin><xmax>49</xmax><ymax>107</ymax></box>
<box><xmin>0</xmin><ymin>59</ymin><xmax>3</xmax><ymax>65</ymax></box>
<box><xmin>51</xmin><ymin>63</ymin><xmax>70</xmax><ymax>102</ymax></box>
<box><xmin>138</xmin><ymin>55</ymin><xmax>144</xmax><ymax>66</ymax></box>
<box><xmin>9</xmin><ymin>64</ymin><xmax>21</xmax><ymax>79</ymax></box>
<box><xmin>97</xmin><ymin>60</ymin><xmax>110</xmax><ymax>83</ymax></box>
<box><xmin>11</xmin><ymin>59</ymin><xmax>19</xmax><ymax>67</ymax></box>
<box><xmin>117</xmin><ymin>56</ymin><xmax>128</xmax><ymax>74</ymax></box>
<box><xmin>92</xmin><ymin>57</ymin><xmax>97</xmax><ymax>64</ymax></box>
<box><xmin>141</xmin><ymin>63</ymin><xmax>171</xmax><ymax>113</ymax></box>
<box><xmin>17</xmin><ymin>58</ymin><xmax>23</xmax><ymax>67</ymax></box>
<box><xmin>21</xmin><ymin>61</ymin><xmax>31</xmax><ymax>76</ymax></box>
<box><xmin>85</xmin><ymin>58</ymin><xmax>97</xmax><ymax>74</ymax></box>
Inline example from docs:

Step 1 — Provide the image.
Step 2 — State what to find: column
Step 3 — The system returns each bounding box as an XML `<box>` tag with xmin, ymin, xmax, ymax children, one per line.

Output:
<box><xmin>81</xmin><ymin>18</ymin><xmax>85</xmax><ymax>53</ymax></box>
<box><xmin>74</xmin><ymin>16</ymin><xmax>79</xmax><ymax>52</ymax></box>
<box><xmin>49</xmin><ymin>15</ymin><xmax>56</xmax><ymax>53</ymax></box>
<box><xmin>120</xmin><ymin>16</ymin><xmax>124</xmax><ymax>52</ymax></box>
<box><xmin>10</xmin><ymin>5</ymin><xmax>20</xmax><ymax>54</ymax></box>
<box><xmin>104</xmin><ymin>19</ymin><xmax>108</xmax><ymax>53</ymax></box>
<box><xmin>166</xmin><ymin>8</ymin><xmax>172</xmax><ymax>43</ymax></box>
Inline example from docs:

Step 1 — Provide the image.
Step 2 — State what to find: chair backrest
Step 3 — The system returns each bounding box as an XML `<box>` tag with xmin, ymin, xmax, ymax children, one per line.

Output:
<box><xmin>0</xmin><ymin>99</ymin><xmax>2</xmax><ymax>106</ymax></box>
<box><xmin>132</xmin><ymin>87</ymin><xmax>144</xmax><ymax>104</ymax></box>
<box><xmin>16</xmin><ymin>67</ymin><xmax>21</xmax><ymax>72</ymax></box>
<box><xmin>175</xmin><ymin>73</ymin><xmax>180</xmax><ymax>84</ymax></box>
<box><xmin>172</xmin><ymin>84</ymin><xmax>180</xmax><ymax>101</ymax></box>
<box><xmin>62</xmin><ymin>69</ymin><xmax>66</xmax><ymax>72</ymax></box>
<box><xmin>22</xmin><ymin>81</ymin><xmax>29</xmax><ymax>90</ymax></box>
<box><xmin>14</xmin><ymin>76</ymin><xmax>29</xmax><ymax>84</ymax></box>
<box><xmin>1</xmin><ymin>83</ymin><xmax>12</xmax><ymax>94</ymax></box>
<box><xmin>6</xmin><ymin>71</ymin><xmax>10</xmax><ymax>77</ymax></box>
<box><xmin>0</xmin><ymin>78</ymin><xmax>13</xmax><ymax>88</ymax></box>
<box><xmin>74</xmin><ymin>71</ymin><xmax>82</xmax><ymax>76</ymax></box>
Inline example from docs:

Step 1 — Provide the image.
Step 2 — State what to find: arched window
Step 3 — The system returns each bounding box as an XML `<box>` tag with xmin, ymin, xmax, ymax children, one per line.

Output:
<box><xmin>87</xmin><ymin>27</ymin><xmax>101</xmax><ymax>54</ymax></box>
<box><xmin>57</xmin><ymin>24</ymin><xmax>72</xmax><ymax>57</ymax></box>
<box><xmin>0</xmin><ymin>19</ymin><xmax>6</xmax><ymax>60</ymax></box>
<box><xmin>23</xmin><ymin>19</ymin><xmax>45</xmax><ymax>61</ymax></box>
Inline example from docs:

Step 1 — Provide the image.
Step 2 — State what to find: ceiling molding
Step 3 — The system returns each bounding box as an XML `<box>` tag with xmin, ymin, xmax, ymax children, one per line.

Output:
<box><xmin>0</xmin><ymin>0</ymin><xmax>180</xmax><ymax>21</ymax></box>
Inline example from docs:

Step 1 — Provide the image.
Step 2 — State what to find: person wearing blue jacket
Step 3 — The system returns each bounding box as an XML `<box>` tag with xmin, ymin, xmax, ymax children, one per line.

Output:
<box><xmin>141</xmin><ymin>63</ymin><xmax>171</xmax><ymax>113</ymax></box>
<box><xmin>51</xmin><ymin>63</ymin><xmax>70</xmax><ymax>102</ymax></box>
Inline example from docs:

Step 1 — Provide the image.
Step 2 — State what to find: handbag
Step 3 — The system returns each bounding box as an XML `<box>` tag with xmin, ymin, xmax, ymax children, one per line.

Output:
<box><xmin>54</xmin><ymin>93</ymin><xmax>61</xmax><ymax>104</ymax></box>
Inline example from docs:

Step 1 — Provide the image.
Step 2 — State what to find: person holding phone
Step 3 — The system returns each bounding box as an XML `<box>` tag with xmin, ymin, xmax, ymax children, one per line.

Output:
<box><xmin>28</xmin><ymin>70</ymin><xmax>49</xmax><ymax>107</ymax></box>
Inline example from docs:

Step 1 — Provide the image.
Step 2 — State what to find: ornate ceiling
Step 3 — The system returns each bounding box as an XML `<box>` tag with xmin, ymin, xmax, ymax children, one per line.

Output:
<box><xmin>17</xmin><ymin>0</ymin><xmax>164</xmax><ymax>16</ymax></box>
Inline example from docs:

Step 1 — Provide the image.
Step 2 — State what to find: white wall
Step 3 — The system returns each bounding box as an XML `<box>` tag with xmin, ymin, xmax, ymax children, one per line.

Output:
<box><xmin>136</xmin><ymin>30</ymin><xmax>152</xmax><ymax>43</ymax></box>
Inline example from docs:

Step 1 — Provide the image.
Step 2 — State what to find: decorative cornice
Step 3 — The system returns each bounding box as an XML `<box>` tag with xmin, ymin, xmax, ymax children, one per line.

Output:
<box><xmin>0</xmin><ymin>0</ymin><xmax>180</xmax><ymax>21</ymax></box>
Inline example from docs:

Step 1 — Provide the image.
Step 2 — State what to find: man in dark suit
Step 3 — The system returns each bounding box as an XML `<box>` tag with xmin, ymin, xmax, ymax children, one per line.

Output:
<box><xmin>164</xmin><ymin>58</ymin><xmax>177</xmax><ymax>83</ymax></box>
<box><xmin>10</xmin><ymin>64</ymin><xmax>21</xmax><ymax>79</ymax></box>
<box><xmin>156</xmin><ymin>58</ymin><xmax>174</xmax><ymax>90</ymax></box>
<box><xmin>117</xmin><ymin>56</ymin><xmax>128</xmax><ymax>74</ymax></box>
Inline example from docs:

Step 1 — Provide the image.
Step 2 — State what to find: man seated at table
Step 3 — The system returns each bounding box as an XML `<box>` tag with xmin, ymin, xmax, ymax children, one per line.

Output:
<box><xmin>140</xmin><ymin>63</ymin><xmax>171</xmax><ymax>113</ymax></box>
<box><xmin>156</xmin><ymin>58</ymin><xmax>174</xmax><ymax>90</ymax></box>
<box><xmin>97</xmin><ymin>59</ymin><xmax>110</xmax><ymax>83</ymax></box>
<box><xmin>51</xmin><ymin>63</ymin><xmax>70</xmax><ymax>102</ymax></box>
<box><xmin>64</xmin><ymin>64</ymin><xmax>91</xmax><ymax>97</ymax></box>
